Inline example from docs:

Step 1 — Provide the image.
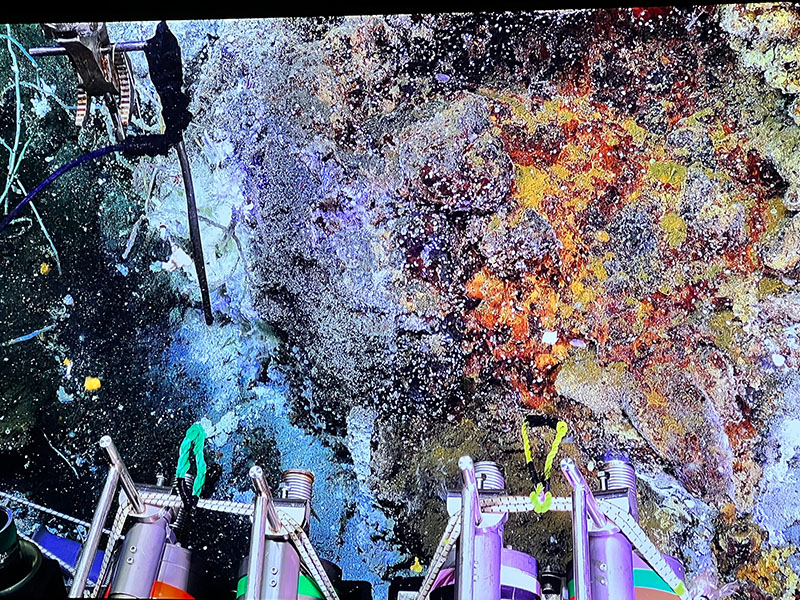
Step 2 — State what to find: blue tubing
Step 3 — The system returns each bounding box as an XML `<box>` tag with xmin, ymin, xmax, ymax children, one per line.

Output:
<box><xmin>0</xmin><ymin>144</ymin><xmax>121</xmax><ymax>237</ymax></box>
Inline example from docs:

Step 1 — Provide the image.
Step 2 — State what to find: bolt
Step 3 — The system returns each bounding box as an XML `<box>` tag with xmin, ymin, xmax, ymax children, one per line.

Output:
<box><xmin>126</xmin><ymin>557</ymin><xmax>134</xmax><ymax>564</ymax></box>
<box><xmin>270</xmin><ymin>579</ymin><xmax>277</xmax><ymax>587</ymax></box>
<box><xmin>130</xmin><ymin>546</ymin><xmax>136</xmax><ymax>553</ymax></box>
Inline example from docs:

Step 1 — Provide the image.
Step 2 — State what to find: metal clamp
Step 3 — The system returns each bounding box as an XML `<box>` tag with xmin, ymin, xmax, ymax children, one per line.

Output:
<box><xmin>37</xmin><ymin>23</ymin><xmax>136</xmax><ymax>141</ymax></box>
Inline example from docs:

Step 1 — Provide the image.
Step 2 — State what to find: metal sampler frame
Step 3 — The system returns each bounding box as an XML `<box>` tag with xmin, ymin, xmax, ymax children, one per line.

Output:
<box><xmin>68</xmin><ymin>435</ymin><xmax>339</xmax><ymax>600</ymax></box>
<box><xmin>414</xmin><ymin>454</ymin><xmax>691</xmax><ymax>600</ymax></box>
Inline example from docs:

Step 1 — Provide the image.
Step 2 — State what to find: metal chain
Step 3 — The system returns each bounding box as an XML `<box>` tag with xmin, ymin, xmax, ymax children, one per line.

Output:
<box><xmin>282</xmin><ymin>514</ymin><xmax>340</xmax><ymax>600</ymax></box>
<box><xmin>0</xmin><ymin>490</ymin><xmax>113</xmax><ymax>535</ymax></box>
<box><xmin>416</xmin><ymin>513</ymin><xmax>461</xmax><ymax>600</ymax></box>
<box><xmin>599</xmin><ymin>502</ymin><xmax>688</xmax><ymax>600</ymax></box>
<box><xmin>137</xmin><ymin>491</ymin><xmax>254</xmax><ymax>517</ymax></box>
<box><xmin>89</xmin><ymin>502</ymin><xmax>131</xmax><ymax>598</ymax></box>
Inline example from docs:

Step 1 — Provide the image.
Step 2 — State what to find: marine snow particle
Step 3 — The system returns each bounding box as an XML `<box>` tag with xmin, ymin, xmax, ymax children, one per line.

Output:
<box><xmin>772</xmin><ymin>353</ymin><xmax>786</xmax><ymax>368</ymax></box>
<box><xmin>542</xmin><ymin>331</ymin><xmax>558</xmax><ymax>345</ymax></box>
<box><xmin>84</xmin><ymin>376</ymin><xmax>102</xmax><ymax>391</ymax></box>
<box><xmin>39</xmin><ymin>262</ymin><xmax>50</xmax><ymax>275</ymax></box>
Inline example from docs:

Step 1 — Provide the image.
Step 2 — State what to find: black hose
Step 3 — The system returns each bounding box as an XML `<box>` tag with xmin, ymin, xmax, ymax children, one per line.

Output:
<box><xmin>174</xmin><ymin>477</ymin><xmax>197</xmax><ymax>546</ymax></box>
<box><xmin>176</xmin><ymin>138</ymin><xmax>213</xmax><ymax>325</ymax></box>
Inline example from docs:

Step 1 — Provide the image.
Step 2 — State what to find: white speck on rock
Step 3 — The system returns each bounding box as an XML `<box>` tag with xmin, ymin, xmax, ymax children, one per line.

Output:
<box><xmin>542</xmin><ymin>330</ymin><xmax>558</xmax><ymax>345</ymax></box>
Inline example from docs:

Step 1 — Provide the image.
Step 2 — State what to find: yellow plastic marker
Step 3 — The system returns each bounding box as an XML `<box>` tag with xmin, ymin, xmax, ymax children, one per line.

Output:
<box><xmin>410</xmin><ymin>557</ymin><xmax>423</xmax><ymax>573</ymax></box>
<box><xmin>84</xmin><ymin>376</ymin><xmax>101</xmax><ymax>391</ymax></box>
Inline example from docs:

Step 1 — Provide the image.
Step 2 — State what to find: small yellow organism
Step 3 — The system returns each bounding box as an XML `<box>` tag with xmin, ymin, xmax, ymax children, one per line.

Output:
<box><xmin>596</xmin><ymin>230</ymin><xmax>610</xmax><ymax>242</ymax></box>
<box><xmin>410</xmin><ymin>557</ymin><xmax>423</xmax><ymax>573</ymax></box>
<box><xmin>39</xmin><ymin>262</ymin><xmax>51</xmax><ymax>275</ymax></box>
<box><xmin>84</xmin><ymin>376</ymin><xmax>102</xmax><ymax>391</ymax></box>
<box><xmin>63</xmin><ymin>358</ymin><xmax>71</xmax><ymax>366</ymax></box>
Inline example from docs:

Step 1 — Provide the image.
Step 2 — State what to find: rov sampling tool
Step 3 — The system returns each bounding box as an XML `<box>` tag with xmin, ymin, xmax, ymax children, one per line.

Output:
<box><xmin>0</xmin><ymin>429</ymin><xmax>370</xmax><ymax>599</ymax></box>
<box><xmin>0</xmin><ymin>21</ymin><xmax>214</xmax><ymax>325</ymax></box>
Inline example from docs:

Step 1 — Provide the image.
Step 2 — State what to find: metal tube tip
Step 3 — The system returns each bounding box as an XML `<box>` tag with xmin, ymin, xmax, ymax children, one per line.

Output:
<box><xmin>99</xmin><ymin>435</ymin><xmax>112</xmax><ymax>448</ymax></box>
<box><xmin>458</xmin><ymin>456</ymin><xmax>474</xmax><ymax>471</ymax></box>
<box><xmin>249</xmin><ymin>465</ymin><xmax>270</xmax><ymax>497</ymax></box>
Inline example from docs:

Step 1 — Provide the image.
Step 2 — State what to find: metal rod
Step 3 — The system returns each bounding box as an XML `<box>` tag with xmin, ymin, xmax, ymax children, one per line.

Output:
<box><xmin>69</xmin><ymin>466</ymin><xmax>120</xmax><ymax>597</ymax></box>
<box><xmin>249</xmin><ymin>465</ymin><xmax>282</xmax><ymax>533</ymax></box>
<box><xmin>29</xmin><ymin>41</ymin><xmax>147</xmax><ymax>57</ymax></box>
<box><xmin>175</xmin><ymin>137</ymin><xmax>214</xmax><ymax>326</ymax></box>
<box><xmin>245</xmin><ymin>466</ymin><xmax>269</xmax><ymax>600</ymax></box>
<box><xmin>99</xmin><ymin>436</ymin><xmax>146</xmax><ymax>515</ymax></box>
<box><xmin>560</xmin><ymin>457</ymin><xmax>606</xmax><ymax>528</ymax></box>
<box><xmin>457</xmin><ymin>456</ymin><xmax>480</xmax><ymax>600</ymax></box>
<box><xmin>459</xmin><ymin>455</ymin><xmax>482</xmax><ymax>526</ymax></box>
<box><xmin>570</xmin><ymin>484</ymin><xmax>593</xmax><ymax>600</ymax></box>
